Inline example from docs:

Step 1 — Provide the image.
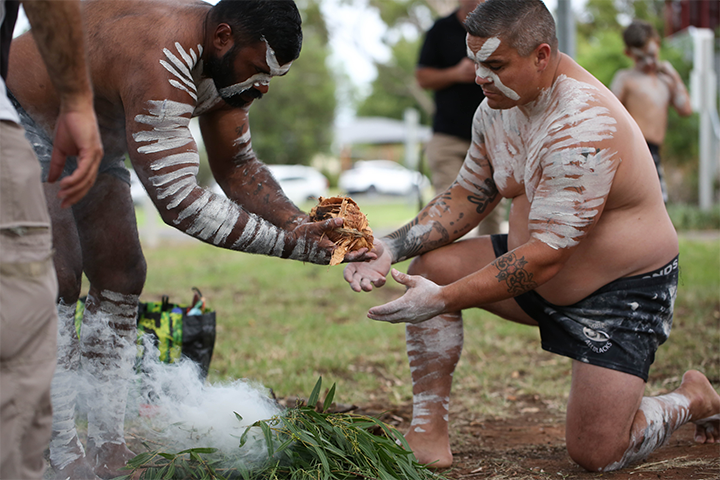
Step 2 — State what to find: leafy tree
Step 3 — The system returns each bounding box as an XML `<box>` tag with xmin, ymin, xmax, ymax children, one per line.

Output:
<box><xmin>342</xmin><ymin>0</ymin><xmax>449</xmax><ymax>123</ymax></box>
<box><xmin>248</xmin><ymin>1</ymin><xmax>337</xmax><ymax>165</ymax></box>
<box><xmin>356</xmin><ymin>36</ymin><xmax>432</xmax><ymax>124</ymax></box>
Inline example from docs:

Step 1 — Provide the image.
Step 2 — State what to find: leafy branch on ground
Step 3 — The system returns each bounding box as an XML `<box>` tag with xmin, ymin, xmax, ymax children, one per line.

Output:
<box><xmin>117</xmin><ymin>377</ymin><xmax>443</xmax><ymax>480</ymax></box>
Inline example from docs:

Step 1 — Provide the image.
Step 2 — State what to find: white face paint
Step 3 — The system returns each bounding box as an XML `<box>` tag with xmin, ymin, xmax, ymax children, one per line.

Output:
<box><xmin>460</xmin><ymin>75</ymin><xmax>619</xmax><ymax>250</ymax></box>
<box><xmin>467</xmin><ymin>35</ymin><xmax>520</xmax><ymax>101</ymax></box>
<box><xmin>218</xmin><ymin>37</ymin><xmax>292</xmax><ymax>98</ymax></box>
<box><xmin>630</xmin><ymin>40</ymin><xmax>659</xmax><ymax>71</ymax></box>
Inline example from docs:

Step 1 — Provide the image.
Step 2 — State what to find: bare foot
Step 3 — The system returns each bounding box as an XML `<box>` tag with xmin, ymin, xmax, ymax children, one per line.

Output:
<box><xmin>677</xmin><ymin>370</ymin><xmax>720</xmax><ymax>443</ymax></box>
<box><xmin>51</xmin><ymin>456</ymin><xmax>102</xmax><ymax>480</ymax></box>
<box><xmin>86</xmin><ymin>442</ymin><xmax>136</xmax><ymax>480</ymax></box>
<box><xmin>404</xmin><ymin>426</ymin><xmax>453</xmax><ymax>469</ymax></box>
<box><xmin>694</xmin><ymin>414</ymin><xmax>720</xmax><ymax>443</ymax></box>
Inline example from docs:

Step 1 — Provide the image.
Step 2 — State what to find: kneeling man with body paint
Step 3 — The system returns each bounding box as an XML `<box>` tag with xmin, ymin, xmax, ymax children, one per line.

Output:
<box><xmin>7</xmin><ymin>1</ymin><xmax>374</xmax><ymax>479</ymax></box>
<box><xmin>344</xmin><ymin>0</ymin><xmax>719</xmax><ymax>472</ymax></box>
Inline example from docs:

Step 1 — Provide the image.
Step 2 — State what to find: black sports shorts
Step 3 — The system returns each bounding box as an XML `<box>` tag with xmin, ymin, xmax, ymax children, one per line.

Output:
<box><xmin>491</xmin><ymin>234</ymin><xmax>678</xmax><ymax>381</ymax></box>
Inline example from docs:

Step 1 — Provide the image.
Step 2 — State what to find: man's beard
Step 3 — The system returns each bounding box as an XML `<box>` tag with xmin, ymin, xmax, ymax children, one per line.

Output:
<box><xmin>204</xmin><ymin>46</ymin><xmax>263</xmax><ymax>108</ymax></box>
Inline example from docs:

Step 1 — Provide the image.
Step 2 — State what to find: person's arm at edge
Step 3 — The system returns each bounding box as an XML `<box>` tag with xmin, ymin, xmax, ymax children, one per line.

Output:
<box><xmin>658</xmin><ymin>61</ymin><xmax>692</xmax><ymax>117</ymax></box>
<box><xmin>22</xmin><ymin>0</ymin><xmax>103</xmax><ymax>207</ymax></box>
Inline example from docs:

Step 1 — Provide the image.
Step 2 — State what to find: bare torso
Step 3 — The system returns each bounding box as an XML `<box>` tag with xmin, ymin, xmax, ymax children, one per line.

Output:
<box><xmin>8</xmin><ymin>0</ymin><xmax>211</xmax><ymax>159</ymax></box>
<box><xmin>611</xmin><ymin>68</ymin><xmax>673</xmax><ymax>145</ymax></box>
<box><xmin>491</xmin><ymin>56</ymin><xmax>678</xmax><ymax>305</ymax></box>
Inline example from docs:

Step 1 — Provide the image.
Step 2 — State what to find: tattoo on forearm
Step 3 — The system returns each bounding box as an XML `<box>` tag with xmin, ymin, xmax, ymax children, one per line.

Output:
<box><xmin>385</xmin><ymin>216</ymin><xmax>449</xmax><ymax>262</ymax></box>
<box><xmin>494</xmin><ymin>253</ymin><xmax>538</xmax><ymax>296</ymax></box>
<box><xmin>467</xmin><ymin>178</ymin><xmax>499</xmax><ymax>214</ymax></box>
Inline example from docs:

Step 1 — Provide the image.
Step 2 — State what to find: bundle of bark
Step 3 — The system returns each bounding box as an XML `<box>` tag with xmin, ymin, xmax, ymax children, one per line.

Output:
<box><xmin>309</xmin><ymin>196</ymin><xmax>374</xmax><ymax>266</ymax></box>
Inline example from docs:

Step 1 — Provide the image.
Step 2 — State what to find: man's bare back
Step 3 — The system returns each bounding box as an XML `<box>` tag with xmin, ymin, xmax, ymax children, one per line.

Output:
<box><xmin>10</xmin><ymin>0</ymin><xmax>209</xmax><ymax>161</ymax></box>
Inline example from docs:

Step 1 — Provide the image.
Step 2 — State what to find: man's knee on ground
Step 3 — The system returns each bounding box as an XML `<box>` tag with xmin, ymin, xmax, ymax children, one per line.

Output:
<box><xmin>566</xmin><ymin>427</ymin><xmax>630</xmax><ymax>472</ymax></box>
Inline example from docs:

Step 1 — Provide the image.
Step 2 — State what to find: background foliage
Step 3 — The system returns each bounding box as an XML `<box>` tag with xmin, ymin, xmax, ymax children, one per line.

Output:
<box><xmin>249</xmin><ymin>1</ymin><xmax>337</xmax><ymax>165</ymax></box>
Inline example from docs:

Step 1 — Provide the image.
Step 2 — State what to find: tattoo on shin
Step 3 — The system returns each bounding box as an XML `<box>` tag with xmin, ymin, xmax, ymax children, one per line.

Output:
<box><xmin>494</xmin><ymin>252</ymin><xmax>538</xmax><ymax>295</ymax></box>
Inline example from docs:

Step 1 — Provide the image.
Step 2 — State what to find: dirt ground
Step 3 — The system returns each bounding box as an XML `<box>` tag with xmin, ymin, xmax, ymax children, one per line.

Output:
<box><xmin>351</xmin><ymin>399</ymin><xmax>720</xmax><ymax>480</ymax></box>
<box><xmin>51</xmin><ymin>394</ymin><xmax>719</xmax><ymax>480</ymax></box>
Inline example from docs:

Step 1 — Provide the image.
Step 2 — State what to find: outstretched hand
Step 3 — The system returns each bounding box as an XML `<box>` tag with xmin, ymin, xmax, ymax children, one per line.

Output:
<box><xmin>49</xmin><ymin>104</ymin><xmax>103</xmax><ymax>208</ymax></box>
<box><xmin>343</xmin><ymin>239</ymin><xmax>392</xmax><ymax>292</ymax></box>
<box><xmin>288</xmin><ymin>217</ymin><xmax>377</xmax><ymax>265</ymax></box>
<box><xmin>366</xmin><ymin>269</ymin><xmax>446</xmax><ymax>324</ymax></box>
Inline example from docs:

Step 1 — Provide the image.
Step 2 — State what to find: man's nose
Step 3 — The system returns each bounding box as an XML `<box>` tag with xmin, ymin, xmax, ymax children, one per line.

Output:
<box><xmin>475</xmin><ymin>72</ymin><xmax>492</xmax><ymax>85</ymax></box>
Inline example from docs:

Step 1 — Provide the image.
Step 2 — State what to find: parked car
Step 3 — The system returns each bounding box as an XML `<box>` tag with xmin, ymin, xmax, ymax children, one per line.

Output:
<box><xmin>211</xmin><ymin>164</ymin><xmax>329</xmax><ymax>205</ymax></box>
<box><xmin>338</xmin><ymin>160</ymin><xmax>430</xmax><ymax>196</ymax></box>
<box><xmin>268</xmin><ymin>164</ymin><xmax>329</xmax><ymax>204</ymax></box>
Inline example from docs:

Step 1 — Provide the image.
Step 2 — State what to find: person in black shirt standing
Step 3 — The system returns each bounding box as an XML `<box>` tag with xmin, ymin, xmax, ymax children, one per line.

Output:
<box><xmin>417</xmin><ymin>0</ymin><xmax>504</xmax><ymax>235</ymax></box>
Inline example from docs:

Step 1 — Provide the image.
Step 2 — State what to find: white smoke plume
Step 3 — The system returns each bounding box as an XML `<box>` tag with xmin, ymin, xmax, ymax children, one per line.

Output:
<box><xmin>126</xmin><ymin>336</ymin><xmax>284</xmax><ymax>465</ymax></box>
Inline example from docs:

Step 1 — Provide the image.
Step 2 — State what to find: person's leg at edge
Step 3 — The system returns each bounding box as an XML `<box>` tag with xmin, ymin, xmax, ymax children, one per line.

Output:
<box><xmin>402</xmin><ymin>237</ymin><xmax>536</xmax><ymax>468</ymax></box>
<box><xmin>70</xmin><ymin>174</ymin><xmax>146</xmax><ymax>479</ymax></box>
<box><xmin>566</xmin><ymin>361</ymin><xmax>720</xmax><ymax>472</ymax></box>
<box><xmin>48</xmin><ymin>173</ymin><xmax>145</xmax><ymax>480</ymax></box>
<box><xmin>43</xmin><ymin>181</ymin><xmax>102</xmax><ymax>480</ymax></box>
<box><xmin>0</xmin><ymin>121</ymin><xmax>58</xmax><ymax>480</ymax></box>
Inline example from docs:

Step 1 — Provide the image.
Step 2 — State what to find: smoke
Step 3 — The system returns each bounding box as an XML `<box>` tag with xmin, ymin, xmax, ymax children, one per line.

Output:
<box><xmin>126</xmin><ymin>336</ymin><xmax>284</xmax><ymax>465</ymax></box>
<box><xmin>66</xmin><ymin>335</ymin><xmax>284</xmax><ymax>470</ymax></box>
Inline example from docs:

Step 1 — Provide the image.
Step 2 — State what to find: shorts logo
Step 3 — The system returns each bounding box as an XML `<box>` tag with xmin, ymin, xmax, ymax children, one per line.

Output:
<box><xmin>583</xmin><ymin>327</ymin><xmax>612</xmax><ymax>353</ymax></box>
<box><xmin>583</xmin><ymin>327</ymin><xmax>609</xmax><ymax>342</ymax></box>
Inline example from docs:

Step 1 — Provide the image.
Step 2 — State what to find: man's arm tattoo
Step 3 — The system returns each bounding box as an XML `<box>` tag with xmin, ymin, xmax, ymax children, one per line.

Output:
<box><xmin>494</xmin><ymin>252</ymin><xmax>538</xmax><ymax>296</ymax></box>
<box><xmin>467</xmin><ymin>178</ymin><xmax>499</xmax><ymax>215</ymax></box>
<box><xmin>385</xmin><ymin>199</ymin><xmax>451</xmax><ymax>262</ymax></box>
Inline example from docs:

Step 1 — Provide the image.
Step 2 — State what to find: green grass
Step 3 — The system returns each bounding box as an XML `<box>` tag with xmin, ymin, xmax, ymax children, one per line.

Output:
<box><xmin>667</xmin><ymin>204</ymin><xmax>720</xmax><ymax>231</ymax></box>
<box><xmin>130</xmin><ymin>199</ymin><xmax>718</xmax><ymax>419</ymax></box>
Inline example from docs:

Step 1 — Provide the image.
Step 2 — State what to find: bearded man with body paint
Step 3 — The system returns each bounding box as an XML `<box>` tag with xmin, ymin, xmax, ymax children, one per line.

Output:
<box><xmin>6</xmin><ymin>1</ymin><xmax>373</xmax><ymax>479</ymax></box>
<box><xmin>344</xmin><ymin>0</ymin><xmax>719</xmax><ymax>473</ymax></box>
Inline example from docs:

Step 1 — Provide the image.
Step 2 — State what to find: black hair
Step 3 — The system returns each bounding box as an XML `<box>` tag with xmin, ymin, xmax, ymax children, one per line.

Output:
<box><xmin>209</xmin><ymin>0</ymin><xmax>303</xmax><ymax>64</ymax></box>
<box><xmin>465</xmin><ymin>0</ymin><xmax>558</xmax><ymax>57</ymax></box>
<box><xmin>622</xmin><ymin>20</ymin><xmax>659</xmax><ymax>49</ymax></box>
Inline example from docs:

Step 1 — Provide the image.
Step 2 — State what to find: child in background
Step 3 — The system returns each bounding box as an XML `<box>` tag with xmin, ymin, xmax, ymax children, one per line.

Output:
<box><xmin>611</xmin><ymin>19</ymin><xmax>693</xmax><ymax>203</ymax></box>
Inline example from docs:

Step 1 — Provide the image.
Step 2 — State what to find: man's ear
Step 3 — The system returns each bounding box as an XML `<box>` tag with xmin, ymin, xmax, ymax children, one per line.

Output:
<box><xmin>535</xmin><ymin>43</ymin><xmax>552</xmax><ymax>72</ymax></box>
<box><xmin>212</xmin><ymin>23</ymin><xmax>234</xmax><ymax>56</ymax></box>
<box><xmin>623</xmin><ymin>48</ymin><xmax>633</xmax><ymax>59</ymax></box>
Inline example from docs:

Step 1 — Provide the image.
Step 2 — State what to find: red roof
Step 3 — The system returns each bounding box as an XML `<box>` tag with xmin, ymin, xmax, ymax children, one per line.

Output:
<box><xmin>664</xmin><ymin>0</ymin><xmax>720</xmax><ymax>36</ymax></box>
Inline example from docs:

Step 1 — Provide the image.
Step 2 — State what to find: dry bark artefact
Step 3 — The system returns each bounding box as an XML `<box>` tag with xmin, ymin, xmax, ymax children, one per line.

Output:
<box><xmin>309</xmin><ymin>196</ymin><xmax>374</xmax><ymax>266</ymax></box>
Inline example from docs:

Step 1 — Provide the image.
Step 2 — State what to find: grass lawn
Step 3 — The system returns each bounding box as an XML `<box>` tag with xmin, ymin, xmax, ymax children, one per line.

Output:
<box><xmin>131</xmin><ymin>198</ymin><xmax>720</xmax><ymax>418</ymax></box>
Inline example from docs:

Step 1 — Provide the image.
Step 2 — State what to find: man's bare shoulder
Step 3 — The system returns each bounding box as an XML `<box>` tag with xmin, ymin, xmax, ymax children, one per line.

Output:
<box><xmin>81</xmin><ymin>0</ymin><xmax>210</xmax><ymax>102</ymax></box>
<box><xmin>83</xmin><ymin>0</ymin><xmax>208</xmax><ymax>59</ymax></box>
